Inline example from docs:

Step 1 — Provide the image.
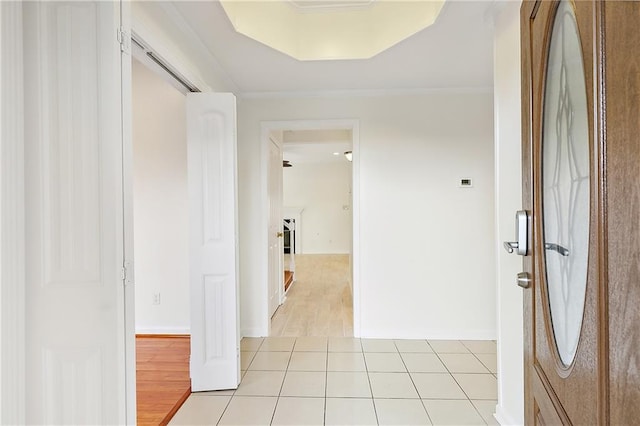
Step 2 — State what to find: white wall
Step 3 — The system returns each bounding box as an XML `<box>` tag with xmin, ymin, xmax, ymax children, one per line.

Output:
<box><xmin>284</xmin><ymin>162</ymin><xmax>352</xmax><ymax>254</ymax></box>
<box><xmin>238</xmin><ymin>92</ymin><xmax>496</xmax><ymax>338</ymax></box>
<box><xmin>132</xmin><ymin>59</ymin><xmax>189</xmax><ymax>334</ymax></box>
<box><xmin>493</xmin><ymin>2</ymin><xmax>524</xmax><ymax>425</ymax></box>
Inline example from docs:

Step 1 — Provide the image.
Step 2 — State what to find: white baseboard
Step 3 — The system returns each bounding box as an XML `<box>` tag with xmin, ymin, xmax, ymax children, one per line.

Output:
<box><xmin>494</xmin><ymin>404</ymin><xmax>524</xmax><ymax>426</ymax></box>
<box><xmin>358</xmin><ymin>328</ymin><xmax>497</xmax><ymax>340</ymax></box>
<box><xmin>241</xmin><ymin>327</ymin><xmax>267</xmax><ymax>338</ymax></box>
<box><xmin>135</xmin><ymin>327</ymin><xmax>190</xmax><ymax>335</ymax></box>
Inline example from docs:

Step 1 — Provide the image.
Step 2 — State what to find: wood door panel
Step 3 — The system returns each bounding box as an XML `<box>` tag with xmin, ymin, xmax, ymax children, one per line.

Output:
<box><xmin>522</xmin><ymin>1</ymin><xmax>603</xmax><ymax>424</ymax></box>
<box><xmin>524</xmin><ymin>1</ymin><xmax>640</xmax><ymax>424</ymax></box>
<box><xmin>603</xmin><ymin>2</ymin><xmax>640</xmax><ymax>424</ymax></box>
<box><xmin>533</xmin><ymin>369</ymin><xmax>566</xmax><ymax>425</ymax></box>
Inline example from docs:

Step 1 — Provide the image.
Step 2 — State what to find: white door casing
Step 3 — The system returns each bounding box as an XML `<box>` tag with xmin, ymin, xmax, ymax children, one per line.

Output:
<box><xmin>260</xmin><ymin>119</ymin><xmax>360</xmax><ymax>337</ymax></box>
<box><xmin>268</xmin><ymin>136</ymin><xmax>284</xmax><ymax>317</ymax></box>
<box><xmin>120</xmin><ymin>2</ymin><xmax>137</xmax><ymax>423</ymax></box>
<box><xmin>1</xmin><ymin>1</ymin><xmax>27</xmax><ymax>423</ymax></box>
<box><xmin>23</xmin><ymin>1</ymin><xmax>129</xmax><ymax>423</ymax></box>
<box><xmin>187</xmin><ymin>93</ymin><xmax>240</xmax><ymax>392</ymax></box>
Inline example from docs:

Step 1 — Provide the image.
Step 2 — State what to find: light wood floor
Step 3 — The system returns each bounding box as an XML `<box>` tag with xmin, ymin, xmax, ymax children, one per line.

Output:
<box><xmin>136</xmin><ymin>335</ymin><xmax>191</xmax><ymax>425</ymax></box>
<box><xmin>271</xmin><ymin>254</ymin><xmax>353</xmax><ymax>337</ymax></box>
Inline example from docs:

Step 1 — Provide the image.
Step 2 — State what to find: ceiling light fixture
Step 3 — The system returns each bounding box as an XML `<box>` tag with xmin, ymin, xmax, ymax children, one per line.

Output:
<box><xmin>344</xmin><ymin>151</ymin><xmax>353</xmax><ymax>162</ymax></box>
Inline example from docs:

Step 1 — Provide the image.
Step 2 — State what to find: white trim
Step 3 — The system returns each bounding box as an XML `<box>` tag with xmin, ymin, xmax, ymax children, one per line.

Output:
<box><xmin>131</xmin><ymin>11</ymin><xmax>212</xmax><ymax>93</ymax></box>
<box><xmin>358</xmin><ymin>329</ymin><xmax>498</xmax><ymax>341</ymax></box>
<box><xmin>494</xmin><ymin>404</ymin><xmax>523</xmax><ymax>426</ymax></box>
<box><xmin>260</xmin><ymin>119</ymin><xmax>361</xmax><ymax>337</ymax></box>
<box><xmin>135</xmin><ymin>327</ymin><xmax>191</xmax><ymax>335</ymax></box>
<box><xmin>241</xmin><ymin>327</ymin><xmax>266</xmax><ymax>338</ymax></box>
<box><xmin>0</xmin><ymin>2</ymin><xmax>26</xmax><ymax>423</ymax></box>
<box><xmin>119</xmin><ymin>2</ymin><xmax>137</xmax><ymax>424</ymax></box>
<box><xmin>240</xmin><ymin>86</ymin><xmax>493</xmax><ymax>100</ymax></box>
<box><xmin>156</xmin><ymin>2</ymin><xmax>239</xmax><ymax>93</ymax></box>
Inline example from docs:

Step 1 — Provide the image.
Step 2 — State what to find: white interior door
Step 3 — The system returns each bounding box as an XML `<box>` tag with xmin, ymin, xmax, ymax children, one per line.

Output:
<box><xmin>187</xmin><ymin>93</ymin><xmax>240</xmax><ymax>392</ymax></box>
<box><xmin>268</xmin><ymin>136</ymin><xmax>284</xmax><ymax>317</ymax></box>
<box><xmin>23</xmin><ymin>1</ymin><xmax>130</xmax><ymax>423</ymax></box>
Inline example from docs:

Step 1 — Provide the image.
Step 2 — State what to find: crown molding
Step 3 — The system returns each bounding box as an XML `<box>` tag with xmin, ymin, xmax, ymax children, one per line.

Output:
<box><xmin>239</xmin><ymin>86</ymin><xmax>494</xmax><ymax>100</ymax></box>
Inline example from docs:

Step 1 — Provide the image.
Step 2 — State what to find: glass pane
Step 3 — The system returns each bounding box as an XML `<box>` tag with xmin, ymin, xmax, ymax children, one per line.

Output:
<box><xmin>541</xmin><ymin>1</ymin><xmax>590</xmax><ymax>366</ymax></box>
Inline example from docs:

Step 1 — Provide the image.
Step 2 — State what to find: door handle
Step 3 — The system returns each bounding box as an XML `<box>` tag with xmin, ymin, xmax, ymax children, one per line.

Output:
<box><xmin>277</xmin><ymin>232</ymin><xmax>283</xmax><ymax>238</ymax></box>
<box><xmin>545</xmin><ymin>242</ymin><xmax>570</xmax><ymax>256</ymax></box>
<box><xmin>503</xmin><ymin>210</ymin><xmax>528</xmax><ymax>256</ymax></box>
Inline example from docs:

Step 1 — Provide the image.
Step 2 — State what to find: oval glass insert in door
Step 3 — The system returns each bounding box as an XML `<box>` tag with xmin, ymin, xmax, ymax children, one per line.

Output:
<box><xmin>541</xmin><ymin>0</ymin><xmax>590</xmax><ymax>367</ymax></box>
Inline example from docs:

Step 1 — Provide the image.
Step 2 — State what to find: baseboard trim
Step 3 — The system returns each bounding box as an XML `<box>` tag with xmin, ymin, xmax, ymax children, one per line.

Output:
<box><xmin>135</xmin><ymin>327</ymin><xmax>190</xmax><ymax>335</ymax></box>
<box><xmin>358</xmin><ymin>328</ymin><xmax>497</xmax><ymax>340</ymax></box>
<box><xmin>494</xmin><ymin>404</ymin><xmax>523</xmax><ymax>426</ymax></box>
<box><xmin>241</xmin><ymin>327</ymin><xmax>267</xmax><ymax>338</ymax></box>
<box><xmin>136</xmin><ymin>333</ymin><xmax>190</xmax><ymax>338</ymax></box>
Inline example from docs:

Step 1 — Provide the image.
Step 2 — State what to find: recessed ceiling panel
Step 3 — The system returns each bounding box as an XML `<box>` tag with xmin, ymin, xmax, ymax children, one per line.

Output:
<box><xmin>220</xmin><ymin>0</ymin><xmax>445</xmax><ymax>60</ymax></box>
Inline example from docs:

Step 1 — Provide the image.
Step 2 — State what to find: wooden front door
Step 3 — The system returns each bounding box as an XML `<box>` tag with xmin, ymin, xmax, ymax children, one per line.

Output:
<box><xmin>521</xmin><ymin>1</ymin><xmax>640</xmax><ymax>424</ymax></box>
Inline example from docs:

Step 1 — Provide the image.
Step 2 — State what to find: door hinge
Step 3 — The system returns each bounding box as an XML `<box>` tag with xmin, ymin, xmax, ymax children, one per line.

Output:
<box><xmin>117</xmin><ymin>27</ymin><xmax>130</xmax><ymax>54</ymax></box>
<box><xmin>122</xmin><ymin>261</ymin><xmax>134</xmax><ymax>286</ymax></box>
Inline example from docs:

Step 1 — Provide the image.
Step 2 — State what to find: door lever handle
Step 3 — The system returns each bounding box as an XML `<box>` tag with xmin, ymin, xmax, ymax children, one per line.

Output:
<box><xmin>503</xmin><ymin>241</ymin><xmax>519</xmax><ymax>254</ymax></box>
<box><xmin>545</xmin><ymin>242</ymin><xmax>570</xmax><ymax>256</ymax></box>
<box><xmin>503</xmin><ymin>210</ymin><xmax>529</xmax><ymax>256</ymax></box>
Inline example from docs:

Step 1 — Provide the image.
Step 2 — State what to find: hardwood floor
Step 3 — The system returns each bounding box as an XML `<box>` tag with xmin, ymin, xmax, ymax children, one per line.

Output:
<box><xmin>136</xmin><ymin>335</ymin><xmax>191</xmax><ymax>425</ymax></box>
<box><xmin>271</xmin><ymin>254</ymin><xmax>353</xmax><ymax>337</ymax></box>
<box><xmin>284</xmin><ymin>270</ymin><xmax>294</xmax><ymax>292</ymax></box>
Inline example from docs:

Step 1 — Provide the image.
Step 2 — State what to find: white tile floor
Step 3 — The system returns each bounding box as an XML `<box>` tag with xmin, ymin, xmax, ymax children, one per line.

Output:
<box><xmin>170</xmin><ymin>337</ymin><xmax>498</xmax><ymax>425</ymax></box>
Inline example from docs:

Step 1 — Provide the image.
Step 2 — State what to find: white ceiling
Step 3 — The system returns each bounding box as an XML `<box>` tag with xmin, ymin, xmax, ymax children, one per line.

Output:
<box><xmin>169</xmin><ymin>0</ymin><xmax>496</xmax><ymax>95</ymax></box>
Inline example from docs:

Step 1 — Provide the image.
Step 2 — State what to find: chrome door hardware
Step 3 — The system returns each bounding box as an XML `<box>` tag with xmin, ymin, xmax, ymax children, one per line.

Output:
<box><xmin>517</xmin><ymin>272</ymin><xmax>532</xmax><ymax>289</ymax></box>
<box><xmin>545</xmin><ymin>242</ymin><xmax>570</xmax><ymax>256</ymax></box>
<box><xmin>503</xmin><ymin>210</ymin><xmax>529</xmax><ymax>256</ymax></box>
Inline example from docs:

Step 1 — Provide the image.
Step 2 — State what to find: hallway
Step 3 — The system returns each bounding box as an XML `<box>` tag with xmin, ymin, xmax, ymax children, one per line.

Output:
<box><xmin>170</xmin><ymin>336</ymin><xmax>498</xmax><ymax>425</ymax></box>
<box><xmin>271</xmin><ymin>255</ymin><xmax>353</xmax><ymax>337</ymax></box>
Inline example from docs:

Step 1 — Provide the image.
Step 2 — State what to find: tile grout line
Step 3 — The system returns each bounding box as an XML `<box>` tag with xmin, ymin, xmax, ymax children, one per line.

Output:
<box><xmin>269</xmin><ymin>339</ymin><xmax>295</xmax><ymax>425</ymax></box>
<box><xmin>465</xmin><ymin>346</ymin><xmax>498</xmax><ymax>425</ymax></box>
<box><xmin>431</xmin><ymin>342</ymin><xmax>491</xmax><ymax>426</ymax></box>
<box><xmin>361</xmin><ymin>338</ymin><xmax>381</xmax><ymax>425</ymax></box>
<box><xmin>214</xmin><ymin>338</ymin><xmax>262</xmax><ymax>426</ymax></box>
<box><xmin>323</xmin><ymin>339</ymin><xmax>329</xmax><ymax>426</ymax></box>
<box><xmin>468</xmin><ymin>349</ymin><xmax>498</xmax><ymax>376</ymax></box>
<box><xmin>397</xmin><ymin>339</ymin><xmax>435</xmax><ymax>425</ymax></box>
<box><xmin>215</xmin><ymin>337</ymin><xmax>265</xmax><ymax>425</ymax></box>
<box><xmin>215</xmin><ymin>393</ymin><xmax>235</xmax><ymax>426</ymax></box>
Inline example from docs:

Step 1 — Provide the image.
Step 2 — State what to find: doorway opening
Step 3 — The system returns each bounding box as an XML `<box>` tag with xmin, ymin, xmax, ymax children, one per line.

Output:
<box><xmin>131</xmin><ymin>55</ymin><xmax>191</xmax><ymax>423</ymax></box>
<box><xmin>262</xmin><ymin>123</ymin><xmax>360</xmax><ymax>338</ymax></box>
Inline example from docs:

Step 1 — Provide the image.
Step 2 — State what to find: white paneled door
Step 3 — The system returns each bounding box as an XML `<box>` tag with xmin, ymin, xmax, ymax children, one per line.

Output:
<box><xmin>23</xmin><ymin>1</ymin><xmax>130</xmax><ymax>423</ymax></box>
<box><xmin>186</xmin><ymin>93</ymin><xmax>241</xmax><ymax>392</ymax></box>
<box><xmin>268</xmin><ymin>136</ymin><xmax>284</xmax><ymax>318</ymax></box>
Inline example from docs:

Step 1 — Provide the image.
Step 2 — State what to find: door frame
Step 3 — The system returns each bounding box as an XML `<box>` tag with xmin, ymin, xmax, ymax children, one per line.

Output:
<box><xmin>0</xmin><ymin>2</ymin><xmax>26</xmax><ymax>423</ymax></box>
<box><xmin>260</xmin><ymin>119</ymin><xmax>361</xmax><ymax>336</ymax></box>
<box><xmin>267</xmin><ymin>132</ymin><xmax>285</xmax><ymax>315</ymax></box>
<box><xmin>125</xmin><ymin>10</ymin><xmax>207</xmax><ymax>397</ymax></box>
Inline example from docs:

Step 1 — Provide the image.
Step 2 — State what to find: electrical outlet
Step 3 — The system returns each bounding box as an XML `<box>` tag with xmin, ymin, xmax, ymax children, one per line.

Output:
<box><xmin>152</xmin><ymin>293</ymin><xmax>161</xmax><ymax>305</ymax></box>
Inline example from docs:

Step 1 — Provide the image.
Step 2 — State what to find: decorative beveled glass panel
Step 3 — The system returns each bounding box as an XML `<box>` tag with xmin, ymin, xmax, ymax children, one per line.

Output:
<box><xmin>541</xmin><ymin>0</ymin><xmax>590</xmax><ymax>367</ymax></box>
